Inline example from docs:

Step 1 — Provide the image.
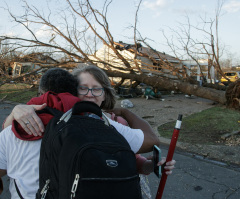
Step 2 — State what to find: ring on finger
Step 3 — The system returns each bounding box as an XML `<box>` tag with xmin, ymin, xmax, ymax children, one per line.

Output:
<box><xmin>24</xmin><ymin>121</ymin><xmax>30</xmax><ymax>125</ymax></box>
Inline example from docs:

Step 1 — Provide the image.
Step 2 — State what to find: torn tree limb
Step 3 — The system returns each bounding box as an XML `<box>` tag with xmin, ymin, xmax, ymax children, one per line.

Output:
<box><xmin>0</xmin><ymin>68</ymin><xmax>45</xmax><ymax>86</ymax></box>
<box><xmin>105</xmin><ymin>70</ymin><xmax>226</xmax><ymax>104</ymax></box>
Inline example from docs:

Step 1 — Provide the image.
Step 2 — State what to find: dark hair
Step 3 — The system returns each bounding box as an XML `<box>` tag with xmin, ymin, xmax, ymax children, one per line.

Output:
<box><xmin>39</xmin><ymin>68</ymin><xmax>78</xmax><ymax>96</ymax></box>
<box><xmin>72</xmin><ymin>65</ymin><xmax>116</xmax><ymax>110</ymax></box>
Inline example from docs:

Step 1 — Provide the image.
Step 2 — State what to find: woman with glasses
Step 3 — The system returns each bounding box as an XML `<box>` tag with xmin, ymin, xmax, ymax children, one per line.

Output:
<box><xmin>73</xmin><ymin>65</ymin><xmax>115</xmax><ymax>110</ymax></box>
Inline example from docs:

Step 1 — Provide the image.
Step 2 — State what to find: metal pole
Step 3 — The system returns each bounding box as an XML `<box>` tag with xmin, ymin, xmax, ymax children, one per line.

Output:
<box><xmin>156</xmin><ymin>114</ymin><xmax>182</xmax><ymax>199</ymax></box>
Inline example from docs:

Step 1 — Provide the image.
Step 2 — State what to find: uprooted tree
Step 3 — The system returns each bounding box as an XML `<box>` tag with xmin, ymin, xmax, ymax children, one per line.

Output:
<box><xmin>0</xmin><ymin>0</ymin><xmax>238</xmax><ymax>106</ymax></box>
<box><xmin>225</xmin><ymin>79</ymin><xmax>240</xmax><ymax>111</ymax></box>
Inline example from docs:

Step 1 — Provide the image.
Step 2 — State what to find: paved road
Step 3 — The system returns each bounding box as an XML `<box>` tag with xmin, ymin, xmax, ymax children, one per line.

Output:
<box><xmin>0</xmin><ymin>102</ymin><xmax>240</xmax><ymax>199</ymax></box>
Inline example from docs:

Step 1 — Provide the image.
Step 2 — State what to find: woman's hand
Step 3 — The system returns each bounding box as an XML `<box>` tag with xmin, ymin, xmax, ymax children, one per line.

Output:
<box><xmin>141</xmin><ymin>156</ymin><xmax>176</xmax><ymax>175</ymax></box>
<box><xmin>158</xmin><ymin>157</ymin><xmax>176</xmax><ymax>175</ymax></box>
<box><xmin>9</xmin><ymin>104</ymin><xmax>46</xmax><ymax>136</ymax></box>
<box><xmin>106</xmin><ymin>108</ymin><xmax>124</xmax><ymax>117</ymax></box>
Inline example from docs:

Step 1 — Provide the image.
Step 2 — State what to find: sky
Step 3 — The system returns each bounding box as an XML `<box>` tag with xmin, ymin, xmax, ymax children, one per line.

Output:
<box><xmin>0</xmin><ymin>0</ymin><xmax>240</xmax><ymax>64</ymax></box>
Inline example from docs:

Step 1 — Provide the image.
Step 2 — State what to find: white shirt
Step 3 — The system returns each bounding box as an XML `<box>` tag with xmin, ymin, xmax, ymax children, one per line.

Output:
<box><xmin>0</xmin><ymin>120</ymin><xmax>143</xmax><ymax>198</ymax></box>
<box><xmin>109</xmin><ymin>119</ymin><xmax>144</xmax><ymax>153</ymax></box>
<box><xmin>0</xmin><ymin>126</ymin><xmax>41</xmax><ymax>199</ymax></box>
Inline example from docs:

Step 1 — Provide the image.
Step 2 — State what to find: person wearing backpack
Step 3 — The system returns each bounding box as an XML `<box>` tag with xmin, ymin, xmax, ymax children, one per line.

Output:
<box><xmin>1</xmin><ymin>68</ymin><xmax>174</xmax><ymax>198</ymax></box>
<box><xmin>3</xmin><ymin>66</ymin><xmax>175</xmax><ymax>158</ymax></box>
<box><xmin>0</xmin><ymin>68</ymin><xmax>80</xmax><ymax>198</ymax></box>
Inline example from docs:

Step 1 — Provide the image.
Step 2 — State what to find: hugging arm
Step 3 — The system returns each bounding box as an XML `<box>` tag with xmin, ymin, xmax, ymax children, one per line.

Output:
<box><xmin>0</xmin><ymin>170</ymin><xmax>6</xmax><ymax>194</ymax></box>
<box><xmin>109</xmin><ymin>108</ymin><xmax>160</xmax><ymax>153</ymax></box>
<box><xmin>3</xmin><ymin>104</ymin><xmax>47</xmax><ymax>136</ymax></box>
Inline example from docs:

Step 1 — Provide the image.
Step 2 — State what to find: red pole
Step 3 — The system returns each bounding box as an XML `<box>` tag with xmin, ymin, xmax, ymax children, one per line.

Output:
<box><xmin>156</xmin><ymin>114</ymin><xmax>182</xmax><ymax>199</ymax></box>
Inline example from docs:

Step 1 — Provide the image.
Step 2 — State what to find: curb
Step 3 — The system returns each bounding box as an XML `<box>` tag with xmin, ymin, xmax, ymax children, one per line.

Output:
<box><xmin>0</xmin><ymin>100</ymin><xmax>23</xmax><ymax>105</ymax></box>
<box><xmin>158</xmin><ymin>135</ymin><xmax>240</xmax><ymax>168</ymax></box>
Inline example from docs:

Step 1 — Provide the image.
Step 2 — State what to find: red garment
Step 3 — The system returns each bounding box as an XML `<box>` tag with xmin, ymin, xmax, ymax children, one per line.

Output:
<box><xmin>12</xmin><ymin>92</ymin><xmax>80</xmax><ymax>141</ymax></box>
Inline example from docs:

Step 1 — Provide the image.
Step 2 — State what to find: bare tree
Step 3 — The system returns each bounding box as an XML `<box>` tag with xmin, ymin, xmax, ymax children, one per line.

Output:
<box><xmin>161</xmin><ymin>0</ymin><xmax>228</xmax><ymax>83</ymax></box>
<box><xmin>0</xmin><ymin>0</ymin><xmax>228</xmax><ymax>104</ymax></box>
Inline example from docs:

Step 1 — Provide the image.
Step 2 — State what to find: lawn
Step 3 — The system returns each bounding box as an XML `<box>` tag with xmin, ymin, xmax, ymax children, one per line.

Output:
<box><xmin>0</xmin><ymin>83</ymin><xmax>38</xmax><ymax>104</ymax></box>
<box><xmin>158</xmin><ymin>106</ymin><xmax>240</xmax><ymax>145</ymax></box>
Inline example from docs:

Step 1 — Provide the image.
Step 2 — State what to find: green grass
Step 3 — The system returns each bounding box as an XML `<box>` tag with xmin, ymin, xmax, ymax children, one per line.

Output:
<box><xmin>158</xmin><ymin>106</ymin><xmax>240</xmax><ymax>145</ymax></box>
<box><xmin>0</xmin><ymin>83</ymin><xmax>38</xmax><ymax>103</ymax></box>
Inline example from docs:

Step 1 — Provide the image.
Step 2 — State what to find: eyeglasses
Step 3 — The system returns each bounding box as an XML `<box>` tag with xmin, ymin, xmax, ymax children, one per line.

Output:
<box><xmin>78</xmin><ymin>86</ymin><xmax>104</xmax><ymax>96</ymax></box>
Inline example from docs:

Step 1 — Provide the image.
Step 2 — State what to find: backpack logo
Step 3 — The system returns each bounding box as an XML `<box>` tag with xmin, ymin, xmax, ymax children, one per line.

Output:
<box><xmin>106</xmin><ymin>160</ymin><xmax>118</xmax><ymax>167</ymax></box>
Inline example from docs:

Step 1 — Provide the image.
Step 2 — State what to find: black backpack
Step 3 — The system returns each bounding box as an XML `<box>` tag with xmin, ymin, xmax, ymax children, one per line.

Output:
<box><xmin>36</xmin><ymin>101</ymin><xmax>142</xmax><ymax>199</ymax></box>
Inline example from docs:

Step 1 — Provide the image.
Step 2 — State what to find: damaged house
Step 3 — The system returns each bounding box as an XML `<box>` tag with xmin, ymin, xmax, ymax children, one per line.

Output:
<box><xmin>90</xmin><ymin>41</ymin><xmax>182</xmax><ymax>79</ymax></box>
<box><xmin>10</xmin><ymin>53</ymin><xmax>58</xmax><ymax>76</ymax></box>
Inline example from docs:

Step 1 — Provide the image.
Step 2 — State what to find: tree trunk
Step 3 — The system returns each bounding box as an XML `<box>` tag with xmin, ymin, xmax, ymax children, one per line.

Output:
<box><xmin>225</xmin><ymin>80</ymin><xmax>240</xmax><ymax>110</ymax></box>
<box><xmin>105</xmin><ymin>70</ymin><xmax>226</xmax><ymax>104</ymax></box>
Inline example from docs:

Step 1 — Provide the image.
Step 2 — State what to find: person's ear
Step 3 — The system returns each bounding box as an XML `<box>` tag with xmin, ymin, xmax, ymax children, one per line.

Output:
<box><xmin>37</xmin><ymin>88</ymin><xmax>45</xmax><ymax>97</ymax></box>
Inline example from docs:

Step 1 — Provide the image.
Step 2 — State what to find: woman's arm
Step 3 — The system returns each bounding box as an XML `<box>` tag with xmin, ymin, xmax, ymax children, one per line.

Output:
<box><xmin>3</xmin><ymin>112</ymin><xmax>14</xmax><ymax>129</ymax></box>
<box><xmin>0</xmin><ymin>171</ymin><xmax>6</xmax><ymax>195</ymax></box>
<box><xmin>0</xmin><ymin>170</ymin><xmax>6</xmax><ymax>178</ymax></box>
<box><xmin>3</xmin><ymin>104</ymin><xmax>47</xmax><ymax>136</ymax></box>
<box><xmin>109</xmin><ymin>108</ymin><xmax>160</xmax><ymax>153</ymax></box>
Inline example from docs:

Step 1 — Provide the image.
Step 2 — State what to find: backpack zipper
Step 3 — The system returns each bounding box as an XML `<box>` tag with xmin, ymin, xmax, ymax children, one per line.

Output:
<box><xmin>40</xmin><ymin>179</ymin><xmax>50</xmax><ymax>199</ymax></box>
<box><xmin>57</xmin><ymin>109</ymin><xmax>72</xmax><ymax>124</ymax></box>
<box><xmin>70</xmin><ymin>174</ymin><xmax>80</xmax><ymax>199</ymax></box>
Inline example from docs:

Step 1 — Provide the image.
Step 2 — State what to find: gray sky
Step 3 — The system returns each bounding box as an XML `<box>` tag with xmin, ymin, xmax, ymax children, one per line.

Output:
<box><xmin>1</xmin><ymin>0</ymin><xmax>239</xmax><ymax>64</ymax></box>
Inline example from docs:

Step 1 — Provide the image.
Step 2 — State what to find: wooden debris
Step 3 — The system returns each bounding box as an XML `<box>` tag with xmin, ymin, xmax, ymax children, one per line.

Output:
<box><xmin>221</xmin><ymin>131</ymin><xmax>240</xmax><ymax>140</ymax></box>
<box><xmin>0</xmin><ymin>95</ymin><xmax>7</xmax><ymax>102</ymax></box>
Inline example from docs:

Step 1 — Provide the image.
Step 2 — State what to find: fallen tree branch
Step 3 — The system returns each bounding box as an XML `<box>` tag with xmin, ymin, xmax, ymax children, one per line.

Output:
<box><xmin>0</xmin><ymin>68</ymin><xmax>45</xmax><ymax>86</ymax></box>
<box><xmin>105</xmin><ymin>70</ymin><xmax>226</xmax><ymax>104</ymax></box>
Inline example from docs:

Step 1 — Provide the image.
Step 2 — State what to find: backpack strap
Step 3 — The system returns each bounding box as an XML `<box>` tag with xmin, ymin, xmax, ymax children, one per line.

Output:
<box><xmin>36</xmin><ymin>107</ymin><xmax>63</xmax><ymax>117</ymax></box>
<box><xmin>102</xmin><ymin>112</ymin><xmax>111</xmax><ymax>126</ymax></box>
<box><xmin>72</xmin><ymin>101</ymin><xmax>102</xmax><ymax>117</ymax></box>
<box><xmin>57</xmin><ymin>109</ymin><xmax>72</xmax><ymax>124</ymax></box>
<box><xmin>14</xmin><ymin>179</ymin><xmax>24</xmax><ymax>199</ymax></box>
<box><xmin>71</xmin><ymin>101</ymin><xmax>110</xmax><ymax>126</ymax></box>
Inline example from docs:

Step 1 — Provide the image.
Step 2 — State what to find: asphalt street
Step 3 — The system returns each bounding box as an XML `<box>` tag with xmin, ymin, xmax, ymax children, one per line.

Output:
<box><xmin>0</xmin><ymin>102</ymin><xmax>240</xmax><ymax>199</ymax></box>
